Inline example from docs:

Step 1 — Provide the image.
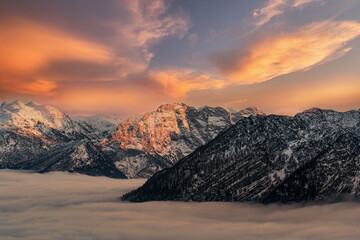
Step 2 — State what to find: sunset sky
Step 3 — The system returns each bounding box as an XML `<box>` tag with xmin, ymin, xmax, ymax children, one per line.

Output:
<box><xmin>1</xmin><ymin>0</ymin><xmax>360</xmax><ymax>116</ymax></box>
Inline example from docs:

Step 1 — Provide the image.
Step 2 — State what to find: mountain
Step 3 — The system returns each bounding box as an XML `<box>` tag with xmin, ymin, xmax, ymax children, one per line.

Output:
<box><xmin>27</xmin><ymin>140</ymin><xmax>126</xmax><ymax>178</ymax></box>
<box><xmin>101</xmin><ymin>103</ymin><xmax>265</xmax><ymax>178</ymax></box>
<box><xmin>0</xmin><ymin>100</ymin><xmax>126</xmax><ymax>178</ymax></box>
<box><xmin>0</xmin><ymin>100</ymin><xmax>89</xmax><ymax>142</ymax></box>
<box><xmin>0</xmin><ymin>100</ymin><xmax>265</xmax><ymax>179</ymax></box>
<box><xmin>122</xmin><ymin>109</ymin><xmax>360</xmax><ymax>202</ymax></box>
<box><xmin>72</xmin><ymin>114</ymin><xmax>124</xmax><ymax>139</ymax></box>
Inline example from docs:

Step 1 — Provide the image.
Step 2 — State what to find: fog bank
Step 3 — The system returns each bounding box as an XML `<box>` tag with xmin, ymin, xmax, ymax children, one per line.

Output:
<box><xmin>1</xmin><ymin>170</ymin><xmax>360</xmax><ymax>240</ymax></box>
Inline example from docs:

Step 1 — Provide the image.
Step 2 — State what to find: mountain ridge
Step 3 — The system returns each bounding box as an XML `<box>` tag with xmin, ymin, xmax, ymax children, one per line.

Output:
<box><xmin>0</xmin><ymin>100</ymin><xmax>265</xmax><ymax>178</ymax></box>
<box><xmin>122</xmin><ymin>108</ymin><xmax>360</xmax><ymax>202</ymax></box>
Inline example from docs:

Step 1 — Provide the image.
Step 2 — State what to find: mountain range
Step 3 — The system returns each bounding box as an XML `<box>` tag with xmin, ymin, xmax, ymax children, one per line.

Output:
<box><xmin>3</xmin><ymin>100</ymin><xmax>360</xmax><ymax>203</ymax></box>
<box><xmin>122</xmin><ymin>108</ymin><xmax>360</xmax><ymax>203</ymax></box>
<box><xmin>0</xmin><ymin>100</ymin><xmax>263</xmax><ymax>178</ymax></box>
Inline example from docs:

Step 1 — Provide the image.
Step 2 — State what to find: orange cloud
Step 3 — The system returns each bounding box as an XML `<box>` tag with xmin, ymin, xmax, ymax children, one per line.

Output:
<box><xmin>146</xmin><ymin>70</ymin><xmax>226</xmax><ymax>97</ymax></box>
<box><xmin>18</xmin><ymin>80</ymin><xmax>58</xmax><ymax>96</ymax></box>
<box><xmin>211</xmin><ymin>20</ymin><xmax>360</xmax><ymax>84</ymax></box>
<box><xmin>0</xmin><ymin>18</ymin><xmax>113</xmax><ymax>97</ymax></box>
<box><xmin>55</xmin><ymin>84</ymin><xmax>170</xmax><ymax>116</ymax></box>
<box><xmin>0</xmin><ymin>0</ymin><xmax>190</xmax><ymax>100</ymax></box>
<box><xmin>0</xmin><ymin>77</ymin><xmax>58</xmax><ymax>97</ymax></box>
<box><xmin>0</xmin><ymin>19</ymin><xmax>111</xmax><ymax>74</ymax></box>
<box><xmin>224</xmin><ymin>98</ymin><xmax>248</xmax><ymax>107</ymax></box>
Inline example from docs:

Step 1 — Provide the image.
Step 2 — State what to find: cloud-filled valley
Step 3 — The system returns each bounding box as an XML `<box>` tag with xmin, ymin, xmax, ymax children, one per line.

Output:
<box><xmin>1</xmin><ymin>170</ymin><xmax>360</xmax><ymax>240</ymax></box>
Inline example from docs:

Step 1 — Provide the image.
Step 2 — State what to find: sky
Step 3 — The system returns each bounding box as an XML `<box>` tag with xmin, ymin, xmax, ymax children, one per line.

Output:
<box><xmin>1</xmin><ymin>0</ymin><xmax>360</xmax><ymax>116</ymax></box>
<box><xmin>2</xmin><ymin>169</ymin><xmax>360</xmax><ymax>240</ymax></box>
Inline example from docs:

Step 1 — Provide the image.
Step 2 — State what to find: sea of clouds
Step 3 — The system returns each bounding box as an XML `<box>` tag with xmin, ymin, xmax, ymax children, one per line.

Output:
<box><xmin>1</xmin><ymin>169</ymin><xmax>360</xmax><ymax>240</ymax></box>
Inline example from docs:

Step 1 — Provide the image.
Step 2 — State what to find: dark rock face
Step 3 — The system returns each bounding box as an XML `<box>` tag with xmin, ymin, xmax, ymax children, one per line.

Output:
<box><xmin>122</xmin><ymin>109</ymin><xmax>360</xmax><ymax>202</ymax></box>
<box><xmin>264</xmin><ymin>133</ymin><xmax>360</xmax><ymax>202</ymax></box>
<box><xmin>0</xmin><ymin>130</ymin><xmax>45</xmax><ymax>168</ymax></box>
<box><xmin>0</xmin><ymin>130</ymin><xmax>126</xmax><ymax>178</ymax></box>
<box><xmin>34</xmin><ymin>140</ymin><xmax>127</xmax><ymax>178</ymax></box>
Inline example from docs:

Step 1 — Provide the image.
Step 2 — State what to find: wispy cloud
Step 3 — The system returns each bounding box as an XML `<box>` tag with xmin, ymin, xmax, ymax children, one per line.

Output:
<box><xmin>252</xmin><ymin>0</ymin><xmax>321</xmax><ymax>27</ymax></box>
<box><xmin>112</xmin><ymin>0</ymin><xmax>190</xmax><ymax>76</ymax></box>
<box><xmin>210</xmin><ymin>20</ymin><xmax>360</xmax><ymax>84</ymax></box>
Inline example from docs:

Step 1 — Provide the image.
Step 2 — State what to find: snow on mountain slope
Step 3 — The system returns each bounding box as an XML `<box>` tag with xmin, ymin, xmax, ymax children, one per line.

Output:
<box><xmin>0</xmin><ymin>100</ymin><xmax>70</xmax><ymax>129</ymax></box>
<box><xmin>73</xmin><ymin>114</ymin><xmax>124</xmax><ymax>139</ymax></box>
<box><xmin>30</xmin><ymin>140</ymin><xmax>127</xmax><ymax>178</ymax></box>
<box><xmin>101</xmin><ymin>103</ymin><xmax>265</xmax><ymax>178</ymax></box>
<box><xmin>0</xmin><ymin>100</ymin><xmax>87</xmax><ymax>141</ymax></box>
<box><xmin>0</xmin><ymin>100</ymin><xmax>126</xmax><ymax>178</ymax></box>
<box><xmin>122</xmin><ymin>109</ymin><xmax>360</xmax><ymax>202</ymax></box>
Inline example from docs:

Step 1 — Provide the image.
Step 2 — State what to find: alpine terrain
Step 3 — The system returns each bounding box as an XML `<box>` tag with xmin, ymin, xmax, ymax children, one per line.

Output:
<box><xmin>101</xmin><ymin>103</ymin><xmax>265</xmax><ymax>178</ymax></box>
<box><xmin>122</xmin><ymin>108</ymin><xmax>360</xmax><ymax>202</ymax></box>
<box><xmin>0</xmin><ymin>100</ymin><xmax>264</xmax><ymax>178</ymax></box>
<box><xmin>0</xmin><ymin>100</ymin><xmax>126</xmax><ymax>178</ymax></box>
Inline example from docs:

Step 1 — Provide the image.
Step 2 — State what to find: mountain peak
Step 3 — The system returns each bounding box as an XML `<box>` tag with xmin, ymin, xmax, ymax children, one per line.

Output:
<box><xmin>0</xmin><ymin>100</ymin><xmax>69</xmax><ymax>131</ymax></box>
<box><xmin>156</xmin><ymin>103</ymin><xmax>189</xmax><ymax>112</ymax></box>
<box><xmin>239</xmin><ymin>107</ymin><xmax>265</xmax><ymax>116</ymax></box>
<box><xmin>25</xmin><ymin>101</ymin><xmax>41</xmax><ymax>107</ymax></box>
<box><xmin>301</xmin><ymin>107</ymin><xmax>324</xmax><ymax>114</ymax></box>
<box><xmin>1</xmin><ymin>100</ymin><xmax>27</xmax><ymax>112</ymax></box>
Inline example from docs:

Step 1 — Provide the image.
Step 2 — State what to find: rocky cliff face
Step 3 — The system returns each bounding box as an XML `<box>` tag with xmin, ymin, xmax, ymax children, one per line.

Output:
<box><xmin>122</xmin><ymin>109</ymin><xmax>360</xmax><ymax>202</ymax></box>
<box><xmin>101</xmin><ymin>103</ymin><xmax>264</xmax><ymax>178</ymax></box>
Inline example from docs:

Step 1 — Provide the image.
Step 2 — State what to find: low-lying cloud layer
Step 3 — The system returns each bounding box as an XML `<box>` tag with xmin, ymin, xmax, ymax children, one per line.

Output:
<box><xmin>1</xmin><ymin>170</ymin><xmax>360</xmax><ymax>240</ymax></box>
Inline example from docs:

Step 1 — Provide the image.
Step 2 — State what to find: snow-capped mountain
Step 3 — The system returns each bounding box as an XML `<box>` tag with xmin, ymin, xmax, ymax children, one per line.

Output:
<box><xmin>0</xmin><ymin>100</ymin><xmax>265</xmax><ymax>179</ymax></box>
<box><xmin>122</xmin><ymin>108</ymin><xmax>360</xmax><ymax>202</ymax></box>
<box><xmin>72</xmin><ymin>114</ymin><xmax>124</xmax><ymax>139</ymax></box>
<box><xmin>101</xmin><ymin>103</ymin><xmax>265</xmax><ymax>178</ymax></box>
<box><xmin>0</xmin><ymin>100</ymin><xmax>126</xmax><ymax>178</ymax></box>
<box><xmin>0</xmin><ymin>100</ymin><xmax>89</xmax><ymax>142</ymax></box>
<box><xmin>1</xmin><ymin>101</ymin><xmax>68</xmax><ymax>129</ymax></box>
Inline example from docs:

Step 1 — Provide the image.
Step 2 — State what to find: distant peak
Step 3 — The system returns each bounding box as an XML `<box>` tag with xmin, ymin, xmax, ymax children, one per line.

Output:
<box><xmin>1</xmin><ymin>100</ymin><xmax>27</xmax><ymax>111</ymax></box>
<box><xmin>156</xmin><ymin>103</ymin><xmax>189</xmax><ymax>112</ymax></box>
<box><xmin>26</xmin><ymin>101</ymin><xmax>41</xmax><ymax>107</ymax></box>
<box><xmin>301</xmin><ymin>108</ymin><xmax>324</xmax><ymax>114</ymax></box>
<box><xmin>10</xmin><ymin>100</ymin><xmax>24</xmax><ymax>106</ymax></box>
<box><xmin>198</xmin><ymin>105</ymin><xmax>230</xmax><ymax>112</ymax></box>
<box><xmin>239</xmin><ymin>107</ymin><xmax>265</xmax><ymax>116</ymax></box>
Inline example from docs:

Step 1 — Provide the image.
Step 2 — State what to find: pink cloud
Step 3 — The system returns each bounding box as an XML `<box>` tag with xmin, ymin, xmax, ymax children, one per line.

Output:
<box><xmin>211</xmin><ymin>20</ymin><xmax>360</xmax><ymax>84</ymax></box>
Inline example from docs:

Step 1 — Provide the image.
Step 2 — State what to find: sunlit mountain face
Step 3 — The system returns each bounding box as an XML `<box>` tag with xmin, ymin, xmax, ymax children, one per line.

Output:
<box><xmin>0</xmin><ymin>0</ymin><xmax>359</xmax><ymax>116</ymax></box>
